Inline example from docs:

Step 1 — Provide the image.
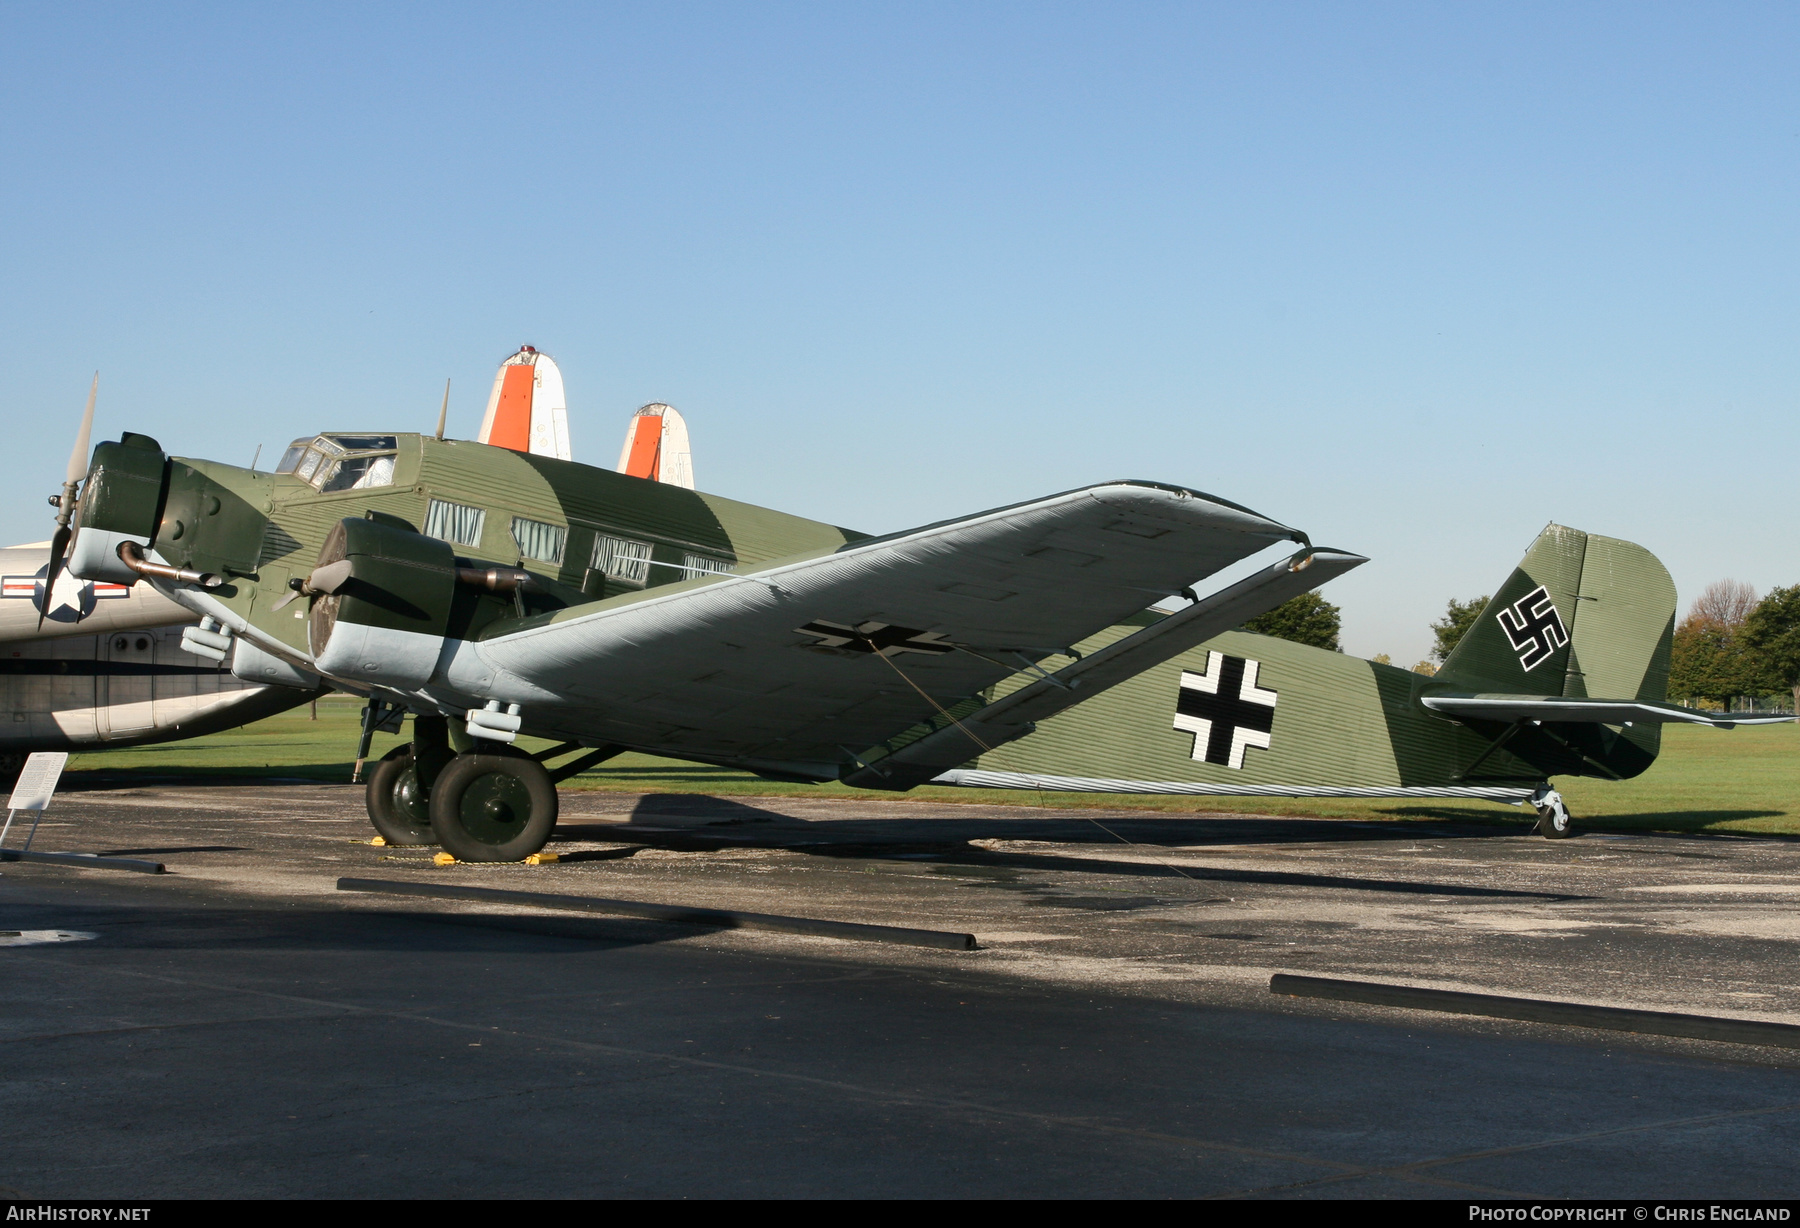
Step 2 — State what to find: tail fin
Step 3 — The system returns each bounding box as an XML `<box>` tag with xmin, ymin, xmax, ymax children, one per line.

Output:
<box><xmin>617</xmin><ymin>403</ymin><xmax>695</xmax><ymax>489</ymax></box>
<box><xmin>1434</xmin><ymin>523</ymin><xmax>1675</xmax><ymax>703</ymax></box>
<box><xmin>477</xmin><ymin>346</ymin><xmax>572</xmax><ymax>461</ymax></box>
<box><xmin>911</xmin><ymin>524</ymin><xmax>1764</xmax><ymax>806</ymax></box>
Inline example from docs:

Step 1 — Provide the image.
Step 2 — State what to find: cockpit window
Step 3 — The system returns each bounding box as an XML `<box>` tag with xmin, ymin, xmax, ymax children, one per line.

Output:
<box><xmin>321</xmin><ymin>454</ymin><xmax>397</xmax><ymax>492</ymax></box>
<box><xmin>275</xmin><ymin>435</ymin><xmax>399</xmax><ymax>492</ymax></box>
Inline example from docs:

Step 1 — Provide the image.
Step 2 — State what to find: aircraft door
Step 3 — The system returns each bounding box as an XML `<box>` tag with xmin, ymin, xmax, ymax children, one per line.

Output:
<box><xmin>98</xmin><ymin>631</ymin><xmax>157</xmax><ymax>739</ymax></box>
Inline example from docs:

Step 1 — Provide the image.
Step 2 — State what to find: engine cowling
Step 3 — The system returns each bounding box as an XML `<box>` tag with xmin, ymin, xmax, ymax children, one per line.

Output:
<box><xmin>67</xmin><ymin>434</ymin><xmax>169</xmax><ymax>586</ymax></box>
<box><xmin>70</xmin><ymin>434</ymin><xmax>269</xmax><ymax>589</ymax></box>
<box><xmin>309</xmin><ymin>516</ymin><xmax>459</xmax><ymax>690</ymax></box>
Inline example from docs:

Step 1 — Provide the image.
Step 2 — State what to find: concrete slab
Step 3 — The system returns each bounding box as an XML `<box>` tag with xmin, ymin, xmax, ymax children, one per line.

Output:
<box><xmin>4</xmin><ymin>782</ymin><xmax>1800</xmax><ymax>1198</ymax></box>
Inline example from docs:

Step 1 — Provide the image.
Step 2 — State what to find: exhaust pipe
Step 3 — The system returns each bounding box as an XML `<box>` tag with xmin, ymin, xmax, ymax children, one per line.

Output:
<box><xmin>455</xmin><ymin>566</ymin><xmax>532</xmax><ymax>594</ymax></box>
<box><xmin>118</xmin><ymin>540</ymin><xmax>224</xmax><ymax>589</ymax></box>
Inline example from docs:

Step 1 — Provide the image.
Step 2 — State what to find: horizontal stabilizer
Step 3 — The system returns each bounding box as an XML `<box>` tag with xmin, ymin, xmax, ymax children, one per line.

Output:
<box><xmin>841</xmin><ymin>548</ymin><xmax>1367</xmax><ymax>789</ymax></box>
<box><xmin>1422</xmin><ymin>695</ymin><xmax>1794</xmax><ymax>729</ymax></box>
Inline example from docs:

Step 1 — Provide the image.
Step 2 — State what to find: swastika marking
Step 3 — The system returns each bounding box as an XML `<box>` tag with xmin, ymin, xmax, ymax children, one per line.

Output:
<box><xmin>1495</xmin><ymin>584</ymin><xmax>1569</xmax><ymax>671</ymax></box>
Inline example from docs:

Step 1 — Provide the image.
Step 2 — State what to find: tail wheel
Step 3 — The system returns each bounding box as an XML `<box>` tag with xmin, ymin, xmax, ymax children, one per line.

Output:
<box><xmin>1532</xmin><ymin>787</ymin><xmax>1575</xmax><ymax>839</ymax></box>
<box><xmin>365</xmin><ymin>746</ymin><xmax>438</xmax><ymax>845</ymax></box>
<box><xmin>428</xmin><ymin>751</ymin><xmax>558</xmax><ymax>862</ymax></box>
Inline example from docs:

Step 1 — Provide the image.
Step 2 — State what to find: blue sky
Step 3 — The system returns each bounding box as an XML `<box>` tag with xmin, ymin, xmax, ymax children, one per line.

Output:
<box><xmin>3</xmin><ymin>2</ymin><xmax>1795</xmax><ymax>662</ymax></box>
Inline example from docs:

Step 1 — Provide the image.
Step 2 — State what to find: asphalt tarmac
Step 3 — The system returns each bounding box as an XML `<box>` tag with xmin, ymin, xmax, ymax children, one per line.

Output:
<box><xmin>5</xmin><ymin>781</ymin><xmax>1800</xmax><ymax>1199</ymax></box>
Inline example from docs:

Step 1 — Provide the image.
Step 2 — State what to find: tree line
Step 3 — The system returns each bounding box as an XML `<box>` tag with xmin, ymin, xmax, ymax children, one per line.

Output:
<box><xmin>1241</xmin><ymin>583</ymin><xmax>1800</xmax><ymax>712</ymax></box>
<box><xmin>1663</xmin><ymin>581</ymin><xmax>1800</xmax><ymax>711</ymax></box>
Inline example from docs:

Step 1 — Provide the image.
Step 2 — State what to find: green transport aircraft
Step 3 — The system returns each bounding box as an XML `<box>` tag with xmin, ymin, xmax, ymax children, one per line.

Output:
<box><xmin>43</xmin><ymin>394</ymin><xmax>1786</xmax><ymax>861</ymax></box>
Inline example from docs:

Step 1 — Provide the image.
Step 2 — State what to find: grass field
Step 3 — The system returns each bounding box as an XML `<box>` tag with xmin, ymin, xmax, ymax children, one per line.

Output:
<box><xmin>58</xmin><ymin>694</ymin><xmax>1800</xmax><ymax>836</ymax></box>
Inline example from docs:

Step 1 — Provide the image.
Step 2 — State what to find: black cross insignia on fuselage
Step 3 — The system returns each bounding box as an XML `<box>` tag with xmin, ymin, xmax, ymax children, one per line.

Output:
<box><xmin>1172</xmin><ymin>652</ymin><xmax>1277</xmax><ymax>769</ymax></box>
<box><xmin>795</xmin><ymin>620</ymin><xmax>956</xmax><ymax>657</ymax></box>
<box><xmin>1495</xmin><ymin>584</ymin><xmax>1569</xmax><ymax>672</ymax></box>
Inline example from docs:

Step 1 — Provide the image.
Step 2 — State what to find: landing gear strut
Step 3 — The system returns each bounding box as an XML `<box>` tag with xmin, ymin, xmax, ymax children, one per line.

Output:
<box><xmin>1531</xmin><ymin>784</ymin><xmax>1574</xmax><ymax>839</ymax></box>
<box><xmin>364</xmin><ymin>715</ymin><xmax>455</xmax><ymax>846</ymax></box>
<box><xmin>361</xmin><ymin>716</ymin><xmax>622</xmax><ymax>860</ymax></box>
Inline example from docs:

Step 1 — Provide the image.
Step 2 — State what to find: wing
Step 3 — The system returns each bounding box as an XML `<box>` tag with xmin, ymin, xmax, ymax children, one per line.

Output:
<box><xmin>452</xmin><ymin>481</ymin><xmax>1320</xmax><ymax>776</ymax></box>
<box><xmin>841</xmin><ymin>548</ymin><xmax>1367</xmax><ymax>789</ymax></box>
<box><xmin>1422</xmin><ymin>695</ymin><xmax>1795</xmax><ymax>728</ymax></box>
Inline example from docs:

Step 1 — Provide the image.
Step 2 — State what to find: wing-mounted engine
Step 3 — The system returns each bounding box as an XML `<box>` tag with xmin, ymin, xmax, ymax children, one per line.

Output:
<box><xmin>307</xmin><ymin>516</ymin><xmax>460</xmax><ymax>689</ymax></box>
<box><xmin>305</xmin><ymin>514</ymin><xmax>581</xmax><ymax>693</ymax></box>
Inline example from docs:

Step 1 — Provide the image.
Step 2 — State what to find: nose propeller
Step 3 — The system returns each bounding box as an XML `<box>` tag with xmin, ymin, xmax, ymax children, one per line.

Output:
<box><xmin>40</xmin><ymin>374</ymin><xmax>98</xmax><ymax>632</ymax></box>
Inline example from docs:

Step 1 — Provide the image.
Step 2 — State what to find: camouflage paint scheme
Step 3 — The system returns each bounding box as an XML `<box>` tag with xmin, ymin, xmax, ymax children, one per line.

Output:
<box><xmin>68</xmin><ymin>427</ymin><xmax>1740</xmax><ymax>808</ymax></box>
<box><xmin>950</xmin><ymin>524</ymin><xmax>1684</xmax><ymax>796</ymax></box>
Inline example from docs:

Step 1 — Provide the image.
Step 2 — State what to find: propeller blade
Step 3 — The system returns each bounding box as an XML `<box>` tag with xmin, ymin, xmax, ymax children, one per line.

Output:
<box><xmin>36</xmin><ymin>528</ymin><xmax>70</xmax><ymax>632</ymax></box>
<box><xmin>43</xmin><ymin>372</ymin><xmax>99</xmax><ymax>630</ymax></box>
<box><xmin>272</xmin><ymin>558</ymin><xmax>355</xmax><ymax>612</ymax></box>
<box><xmin>67</xmin><ymin>372</ymin><xmax>97</xmax><ymax>486</ymax></box>
<box><xmin>308</xmin><ymin>559</ymin><xmax>354</xmax><ymax>595</ymax></box>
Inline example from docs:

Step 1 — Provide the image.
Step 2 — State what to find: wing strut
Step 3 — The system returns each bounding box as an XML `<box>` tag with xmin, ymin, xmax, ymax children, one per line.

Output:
<box><xmin>842</xmin><ymin>548</ymin><xmax>1367</xmax><ymax>790</ymax></box>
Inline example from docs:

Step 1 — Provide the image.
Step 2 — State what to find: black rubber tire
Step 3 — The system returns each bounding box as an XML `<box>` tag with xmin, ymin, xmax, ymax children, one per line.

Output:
<box><xmin>428</xmin><ymin>751</ymin><xmax>559</xmax><ymax>863</ymax></box>
<box><xmin>365</xmin><ymin>746</ymin><xmax>438</xmax><ymax>846</ymax></box>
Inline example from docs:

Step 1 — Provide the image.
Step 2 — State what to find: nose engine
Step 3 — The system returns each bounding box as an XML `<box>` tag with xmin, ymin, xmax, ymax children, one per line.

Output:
<box><xmin>66</xmin><ymin>433</ymin><xmax>171</xmax><ymax>586</ymax></box>
<box><xmin>69</xmin><ymin>434</ymin><xmax>269</xmax><ymax>590</ymax></box>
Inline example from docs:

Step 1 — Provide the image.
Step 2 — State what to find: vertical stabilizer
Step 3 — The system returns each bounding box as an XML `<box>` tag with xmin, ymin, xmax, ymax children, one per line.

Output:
<box><xmin>476</xmin><ymin>346</ymin><xmax>572</xmax><ymax>461</ymax></box>
<box><xmin>1434</xmin><ymin>523</ymin><xmax>1676</xmax><ymax>702</ymax></box>
<box><xmin>616</xmin><ymin>403</ymin><xmax>695</xmax><ymax>489</ymax></box>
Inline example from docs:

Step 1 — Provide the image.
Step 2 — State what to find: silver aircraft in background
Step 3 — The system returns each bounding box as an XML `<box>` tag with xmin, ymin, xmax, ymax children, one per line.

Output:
<box><xmin>0</xmin><ymin>540</ymin><xmax>313</xmax><ymax>778</ymax></box>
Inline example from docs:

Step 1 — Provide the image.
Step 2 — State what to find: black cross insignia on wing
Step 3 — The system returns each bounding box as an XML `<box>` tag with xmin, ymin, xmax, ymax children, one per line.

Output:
<box><xmin>1172</xmin><ymin>652</ymin><xmax>1277</xmax><ymax>769</ymax></box>
<box><xmin>795</xmin><ymin>620</ymin><xmax>956</xmax><ymax>658</ymax></box>
<box><xmin>1494</xmin><ymin>584</ymin><xmax>1569</xmax><ymax>672</ymax></box>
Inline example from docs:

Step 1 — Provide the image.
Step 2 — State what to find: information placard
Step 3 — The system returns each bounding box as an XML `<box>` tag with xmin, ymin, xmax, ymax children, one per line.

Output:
<box><xmin>8</xmin><ymin>751</ymin><xmax>68</xmax><ymax>813</ymax></box>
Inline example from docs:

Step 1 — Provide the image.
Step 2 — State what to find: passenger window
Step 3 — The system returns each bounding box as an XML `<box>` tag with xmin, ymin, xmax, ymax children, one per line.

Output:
<box><xmin>425</xmin><ymin>498</ymin><xmax>486</xmax><ymax>548</ymax></box>
<box><xmin>682</xmin><ymin>554</ymin><xmax>731</xmax><ymax>576</ymax></box>
<box><xmin>512</xmin><ymin>517</ymin><xmax>567</xmax><ymax>566</ymax></box>
<box><xmin>591</xmin><ymin>535</ymin><xmax>652</xmax><ymax>586</ymax></box>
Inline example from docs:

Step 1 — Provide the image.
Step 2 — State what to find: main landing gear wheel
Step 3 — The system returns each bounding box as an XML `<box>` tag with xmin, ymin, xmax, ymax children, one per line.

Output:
<box><xmin>1531</xmin><ymin>785</ymin><xmax>1574</xmax><ymax>839</ymax></box>
<box><xmin>365</xmin><ymin>746</ymin><xmax>437</xmax><ymax>846</ymax></box>
<box><xmin>428</xmin><ymin>750</ymin><xmax>559</xmax><ymax>863</ymax></box>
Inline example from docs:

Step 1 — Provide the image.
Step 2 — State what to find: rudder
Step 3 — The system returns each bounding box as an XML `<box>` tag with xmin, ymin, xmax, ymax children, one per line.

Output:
<box><xmin>1434</xmin><ymin>524</ymin><xmax>1675</xmax><ymax>703</ymax></box>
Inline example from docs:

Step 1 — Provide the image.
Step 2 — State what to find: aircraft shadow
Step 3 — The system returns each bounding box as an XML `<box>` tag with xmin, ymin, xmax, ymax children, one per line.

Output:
<box><xmin>60</xmin><ymin>769</ymin><xmax>354</xmax><ymax>791</ymax></box>
<box><xmin>1575</xmin><ymin>809</ymin><xmax>1786</xmax><ymax>827</ymax></box>
<box><xmin>545</xmin><ymin>794</ymin><xmax>1586</xmax><ymax>900</ymax></box>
